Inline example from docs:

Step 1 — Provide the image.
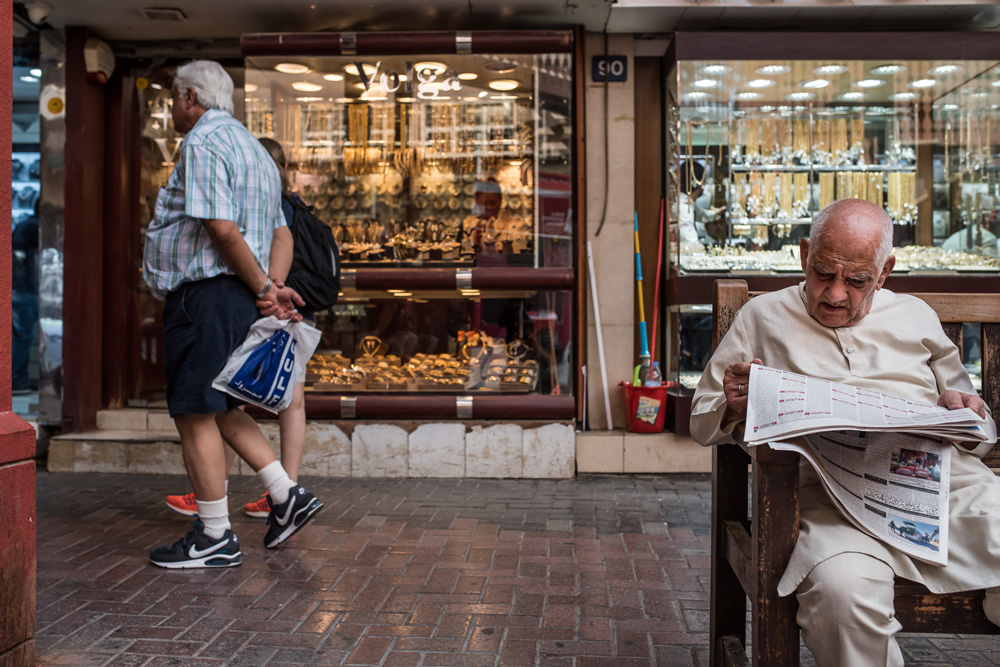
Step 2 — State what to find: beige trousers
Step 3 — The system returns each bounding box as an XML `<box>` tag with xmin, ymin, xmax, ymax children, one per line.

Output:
<box><xmin>797</xmin><ymin>552</ymin><xmax>1000</xmax><ymax>667</ymax></box>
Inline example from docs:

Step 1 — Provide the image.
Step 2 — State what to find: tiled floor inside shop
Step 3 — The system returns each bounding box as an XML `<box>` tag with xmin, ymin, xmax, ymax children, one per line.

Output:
<box><xmin>34</xmin><ymin>469</ymin><xmax>1000</xmax><ymax>666</ymax></box>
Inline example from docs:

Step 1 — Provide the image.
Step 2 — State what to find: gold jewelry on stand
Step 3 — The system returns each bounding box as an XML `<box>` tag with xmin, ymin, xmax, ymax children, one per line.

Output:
<box><xmin>733</xmin><ymin>172</ymin><xmax>747</xmax><ymax>218</ymax></box>
<box><xmin>819</xmin><ymin>172</ymin><xmax>835</xmax><ymax>209</ymax></box>
<box><xmin>760</xmin><ymin>120</ymin><xmax>776</xmax><ymax>162</ymax></box>
<box><xmin>779</xmin><ymin>172</ymin><xmax>792</xmax><ymax>219</ymax></box>
<box><xmin>814</xmin><ymin>119</ymin><xmax>830</xmax><ymax>165</ymax></box>
<box><xmin>748</xmin><ymin>171</ymin><xmax>763</xmax><ymax>218</ymax></box>
<box><xmin>776</xmin><ymin>119</ymin><xmax>791</xmax><ymax>161</ymax></box>
<box><xmin>793</xmin><ymin>172</ymin><xmax>809</xmax><ymax>219</ymax></box>
<box><xmin>831</xmin><ymin>119</ymin><xmax>848</xmax><ymax>163</ymax></box>
<box><xmin>793</xmin><ymin>119</ymin><xmax>810</xmax><ymax>158</ymax></box>
<box><xmin>867</xmin><ymin>172</ymin><xmax>883</xmax><ymax>207</ymax></box>
<box><xmin>685</xmin><ymin>121</ymin><xmax>709</xmax><ymax>188</ymax></box>
<box><xmin>746</xmin><ymin>119</ymin><xmax>760</xmax><ymax>163</ymax></box>
<box><xmin>762</xmin><ymin>171</ymin><xmax>776</xmax><ymax>217</ymax></box>
<box><xmin>851</xmin><ymin>118</ymin><xmax>865</xmax><ymax>160</ymax></box>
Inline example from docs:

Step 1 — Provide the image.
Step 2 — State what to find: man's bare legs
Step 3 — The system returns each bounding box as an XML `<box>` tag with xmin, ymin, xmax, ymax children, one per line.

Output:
<box><xmin>277</xmin><ymin>382</ymin><xmax>306</xmax><ymax>481</ymax></box>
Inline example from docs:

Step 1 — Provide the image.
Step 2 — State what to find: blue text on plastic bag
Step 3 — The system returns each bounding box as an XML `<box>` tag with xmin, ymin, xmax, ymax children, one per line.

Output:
<box><xmin>227</xmin><ymin>329</ymin><xmax>297</xmax><ymax>409</ymax></box>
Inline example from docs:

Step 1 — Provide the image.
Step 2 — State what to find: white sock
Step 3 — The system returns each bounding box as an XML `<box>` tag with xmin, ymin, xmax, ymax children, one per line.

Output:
<box><xmin>196</xmin><ymin>497</ymin><xmax>230</xmax><ymax>539</ymax></box>
<box><xmin>256</xmin><ymin>460</ymin><xmax>295</xmax><ymax>506</ymax></box>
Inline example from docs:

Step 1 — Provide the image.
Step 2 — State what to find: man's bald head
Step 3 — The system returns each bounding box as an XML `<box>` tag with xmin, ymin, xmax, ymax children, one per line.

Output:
<box><xmin>809</xmin><ymin>198</ymin><xmax>894</xmax><ymax>268</ymax></box>
<box><xmin>799</xmin><ymin>199</ymin><xmax>896</xmax><ymax>328</ymax></box>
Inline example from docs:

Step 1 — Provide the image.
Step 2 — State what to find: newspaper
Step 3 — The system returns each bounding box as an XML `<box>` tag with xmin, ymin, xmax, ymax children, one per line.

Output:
<box><xmin>744</xmin><ymin>365</ymin><xmax>995</xmax><ymax>566</ymax></box>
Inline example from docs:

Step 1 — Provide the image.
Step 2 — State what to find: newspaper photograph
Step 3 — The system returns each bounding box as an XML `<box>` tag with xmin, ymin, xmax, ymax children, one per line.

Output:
<box><xmin>770</xmin><ymin>431</ymin><xmax>950</xmax><ymax>565</ymax></box>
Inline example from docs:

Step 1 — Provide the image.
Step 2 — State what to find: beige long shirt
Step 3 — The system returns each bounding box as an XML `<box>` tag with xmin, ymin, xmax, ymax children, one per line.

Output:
<box><xmin>691</xmin><ymin>283</ymin><xmax>1000</xmax><ymax>596</ymax></box>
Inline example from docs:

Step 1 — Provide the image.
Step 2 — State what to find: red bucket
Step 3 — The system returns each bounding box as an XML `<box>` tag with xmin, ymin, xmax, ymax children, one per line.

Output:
<box><xmin>619</xmin><ymin>381</ymin><xmax>676</xmax><ymax>433</ymax></box>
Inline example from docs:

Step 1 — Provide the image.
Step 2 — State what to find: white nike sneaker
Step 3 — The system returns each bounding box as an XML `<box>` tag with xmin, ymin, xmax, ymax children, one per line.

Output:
<box><xmin>150</xmin><ymin>521</ymin><xmax>242</xmax><ymax>569</ymax></box>
<box><xmin>263</xmin><ymin>484</ymin><xmax>323</xmax><ymax>549</ymax></box>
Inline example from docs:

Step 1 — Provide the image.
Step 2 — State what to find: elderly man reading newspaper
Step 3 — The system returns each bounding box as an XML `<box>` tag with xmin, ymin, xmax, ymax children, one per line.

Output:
<box><xmin>691</xmin><ymin>198</ymin><xmax>1000</xmax><ymax>667</ymax></box>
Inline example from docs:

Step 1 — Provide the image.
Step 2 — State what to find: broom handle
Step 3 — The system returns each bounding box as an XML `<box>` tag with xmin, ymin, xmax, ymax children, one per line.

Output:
<box><xmin>650</xmin><ymin>197</ymin><xmax>665</xmax><ymax>363</ymax></box>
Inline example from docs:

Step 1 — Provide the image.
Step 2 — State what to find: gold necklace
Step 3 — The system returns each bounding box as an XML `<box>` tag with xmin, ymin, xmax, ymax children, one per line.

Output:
<box><xmin>686</xmin><ymin>121</ymin><xmax>708</xmax><ymax>189</ymax></box>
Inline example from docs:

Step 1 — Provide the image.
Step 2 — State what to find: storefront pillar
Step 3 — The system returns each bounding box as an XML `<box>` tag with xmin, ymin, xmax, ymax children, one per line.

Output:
<box><xmin>0</xmin><ymin>3</ymin><xmax>38</xmax><ymax>665</ymax></box>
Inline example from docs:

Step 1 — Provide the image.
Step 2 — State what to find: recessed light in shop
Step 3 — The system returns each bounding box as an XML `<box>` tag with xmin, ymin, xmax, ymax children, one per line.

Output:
<box><xmin>755</xmin><ymin>65</ymin><xmax>789</xmax><ymax>75</ymax></box>
<box><xmin>840</xmin><ymin>92</ymin><xmax>866</xmax><ymax>100</ymax></box>
<box><xmin>871</xmin><ymin>64</ymin><xmax>905</xmax><ymax>74</ymax></box>
<box><xmin>747</xmin><ymin>79</ymin><xmax>775</xmax><ymax>88</ymax></box>
<box><xmin>910</xmin><ymin>79</ymin><xmax>937</xmax><ymax>88</ymax></box>
<box><xmin>244</xmin><ymin>83</ymin><xmax>258</xmax><ymax>92</ymax></box>
<box><xmin>928</xmin><ymin>64</ymin><xmax>963</xmax><ymax>75</ymax></box>
<box><xmin>736</xmin><ymin>92</ymin><xmax>762</xmax><ymax>100</ymax></box>
<box><xmin>693</xmin><ymin>79</ymin><xmax>719</xmax><ymax>88</ymax></box>
<box><xmin>458</xmin><ymin>72</ymin><xmax>478</xmax><ymax>80</ymax></box>
<box><xmin>799</xmin><ymin>79</ymin><xmax>830</xmax><ymax>89</ymax></box>
<box><xmin>700</xmin><ymin>65</ymin><xmax>731</xmax><ymax>74</ymax></box>
<box><xmin>292</xmin><ymin>81</ymin><xmax>323</xmax><ymax>92</ymax></box>
<box><xmin>323</xmin><ymin>73</ymin><xmax>344</xmax><ymax>82</ymax></box>
<box><xmin>343</xmin><ymin>63</ymin><xmax>377</xmax><ymax>76</ymax></box>
<box><xmin>787</xmin><ymin>92</ymin><xmax>814</xmax><ymax>100</ymax></box>
<box><xmin>855</xmin><ymin>79</ymin><xmax>885</xmax><ymax>88</ymax></box>
<box><xmin>275</xmin><ymin>63</ymin><xmax>309</xmax><ymax>74</ymax></box>
<box><xmin>813</xmin><ymin>65</ymin><xmax>847</xmax><ymax>75</ymax></box>
<box><xmin>488</xmin><ymin>79</ymin><xmax>520</xmax><ymax>91</ymax></box>
<box><xmin>891</xmin><ymin>92</ymin><xmax>918</xmax><ymax>100</ymax></box>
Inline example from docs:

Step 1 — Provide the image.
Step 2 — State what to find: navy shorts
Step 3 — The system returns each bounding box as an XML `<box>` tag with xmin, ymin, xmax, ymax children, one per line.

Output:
<box><xmin>163</xmin><ymin>274</ymin><xmax>259</xmax><ymax>417</ymax></box>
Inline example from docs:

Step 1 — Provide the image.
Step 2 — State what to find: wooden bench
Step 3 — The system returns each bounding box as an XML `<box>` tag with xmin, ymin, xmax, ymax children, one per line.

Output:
<box><xmin>709</xmin><ymin>278</ymin><xmax>1000</xmax><ymax>667</ymax></box>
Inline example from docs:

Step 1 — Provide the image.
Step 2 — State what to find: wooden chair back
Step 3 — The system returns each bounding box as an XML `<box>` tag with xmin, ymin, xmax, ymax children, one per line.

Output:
<box><xmin>709</xmin><ymin>279</ymin><xmax>1000</xmax><ymax>667</ymax></box>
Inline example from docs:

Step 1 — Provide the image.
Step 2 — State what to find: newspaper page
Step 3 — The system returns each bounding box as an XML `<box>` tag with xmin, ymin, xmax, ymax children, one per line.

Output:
<box><xmin>745</xmin><ymin>365</ymin><xmax>993</xmax><ymax>447</ymax></box>
<box><xmin>770</xmin><ymin>431</ymin><xmax>950</xmax><ymax>566</ymax></box>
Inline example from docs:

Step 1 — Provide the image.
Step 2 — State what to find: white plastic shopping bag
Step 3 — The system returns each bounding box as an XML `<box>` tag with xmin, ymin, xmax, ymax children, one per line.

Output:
<box><xmin>212</xmin><ymin>316</ymin><xmax>321</xmax><ymax>413</ymax></box>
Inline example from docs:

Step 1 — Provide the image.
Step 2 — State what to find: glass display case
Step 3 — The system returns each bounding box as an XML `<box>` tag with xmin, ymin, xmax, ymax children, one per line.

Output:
<box><xmin>667</xmin><ymin>58</ymin><xmax>1000</xmax><ymax>275</ymax></box>
<box><xmin>241</xmin><ymin>34</ymin><xmax>576</xmax><ymax>410</ymax></box>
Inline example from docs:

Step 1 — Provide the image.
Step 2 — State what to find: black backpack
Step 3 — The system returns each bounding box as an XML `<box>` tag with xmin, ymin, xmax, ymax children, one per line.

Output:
<box><xmin>284</xmin><ymin>195</ymin><xmax>341</xmax><ymax>312</ymax></box>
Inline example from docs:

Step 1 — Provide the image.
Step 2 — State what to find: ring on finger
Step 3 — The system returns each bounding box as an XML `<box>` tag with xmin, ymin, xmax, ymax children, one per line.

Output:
<box><xmin>738</xmin><ymin>383</ymin><xmax>744</xmax><ymax>396</ymax></box>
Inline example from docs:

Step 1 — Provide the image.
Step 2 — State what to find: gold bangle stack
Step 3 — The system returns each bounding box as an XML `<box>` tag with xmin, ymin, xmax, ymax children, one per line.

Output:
<box><xmin>748</xmin><ymin>171</ymin><xmax>763</xmax><ymax>218</ymax></box>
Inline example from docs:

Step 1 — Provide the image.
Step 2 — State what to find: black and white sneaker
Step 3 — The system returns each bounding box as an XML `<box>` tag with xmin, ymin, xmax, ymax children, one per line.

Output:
<box><xmin>264</xmin><ymin>485</ymin><xmax>323</xmax><ymax>549</ymax></box>
<box><xmin>150</xmin><ymin>522</ymin><xmax>242</xmax><ymax>569</ymax></box>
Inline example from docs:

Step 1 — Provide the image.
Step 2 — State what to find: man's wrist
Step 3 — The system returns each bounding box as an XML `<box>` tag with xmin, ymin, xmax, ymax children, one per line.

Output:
<box><xmin>254</xmin><ymin>276</ymin><xmax>273</xmax><ymax>300</ymax></box>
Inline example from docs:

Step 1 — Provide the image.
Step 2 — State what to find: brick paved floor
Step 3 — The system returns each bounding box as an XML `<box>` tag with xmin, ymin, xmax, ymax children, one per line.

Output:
<box><xmin>34</xmin><ymin>470</ymin><xmax>1000</xmax><ymax>666</ymax></box>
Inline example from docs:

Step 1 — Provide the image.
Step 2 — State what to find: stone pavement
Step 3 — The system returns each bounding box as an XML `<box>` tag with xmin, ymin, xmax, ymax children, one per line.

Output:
<box><xmin>34</xmin><ymin>470</ymin><xmax>1000</xmax><ymax>666</ymax></box>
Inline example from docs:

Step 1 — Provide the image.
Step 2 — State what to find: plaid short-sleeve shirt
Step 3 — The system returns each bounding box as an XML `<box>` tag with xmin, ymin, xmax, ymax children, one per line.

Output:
<box><xmin>142</xmin><ymin>109</ymin><xmax>284</xmax><ymax>300</ymax></box>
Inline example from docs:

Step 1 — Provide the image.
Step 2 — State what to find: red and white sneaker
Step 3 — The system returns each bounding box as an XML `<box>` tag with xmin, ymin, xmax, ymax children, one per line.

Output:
<box><xmin>244</xmin><ymin>493</ymin><xmax>271</xmax><ymax>518</ymax></box>
<box><xmin>165</xmin><ymin>492</ymin><xmax>198</xmax><ymax>517</ymax></box>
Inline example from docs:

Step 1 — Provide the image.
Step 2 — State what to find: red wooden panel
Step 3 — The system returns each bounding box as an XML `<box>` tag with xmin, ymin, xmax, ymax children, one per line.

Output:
<box><xmin>0</xmin><ymin>461</ymin><xmax>36</xmax><ymax>655</ymax></box>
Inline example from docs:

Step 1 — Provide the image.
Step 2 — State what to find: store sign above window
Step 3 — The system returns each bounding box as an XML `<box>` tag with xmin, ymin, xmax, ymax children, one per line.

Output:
<box><xmin>356</xmin><ymin>61</ymin><xmax>462</xmax><ymax>100</ymax></box>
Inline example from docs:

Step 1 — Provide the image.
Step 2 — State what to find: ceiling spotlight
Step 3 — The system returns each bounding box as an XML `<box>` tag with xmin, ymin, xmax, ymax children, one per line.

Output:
<box><xmin>488</xmin><ymin>79</ymin><xmax>520</xmax><ymax>91</ymax></box>
<box><xmin>244</xmin><ymin>82</ymin><xmax>258</xmax><ymax>92</ymax></box>
<box><xmin>747</xmin><ymin>79</ymin><xmax>775</xmax><ymax>88</ymax></box>
<box><xmin>343</xmin><ymin>63</ymin><xmax>377</xmax><ymax>76</ymax></box>
<box><xmin>787</xmin><ymin>92</ymin><xmax>814</xmax><ymax>100</ymax></box>
<box><xmin>736</xmin><ymin>91</ymin><xmax>763</xmax><ymax>100</ymax></box>
<box><xmin>911</xmin><ymin>79</ymin><xmax>937</xmax><ymax>88</ymax></box>
<box><xmin>840</xmin><ymin>92</ymin><xmax>866</xmax><ymax>100</ymax></box>
<box><xmin>458</xmin><ymin>72</ymin><xmax>478</xmax><ymax>80</ymax></box>
<box><xmin>29</xmin><ymin>68</ymin><xmax>42</xmax><ymax>77</ymax></box>
<box><xmin>292</xmin><ymin>81</ymin><xmax>322</xmax><ymax>92</ymax></box>
<box><xmin>756</xmin><ymin>65</ymin><xmax>789</xmax><ymax>75</ymax></box>
<box><xmin>855</xmin><ymin>79</ymin><xmax>885</xmax><ymax>88</ymax></box>
<box><xmin>693</xmin><ymin>79</ymin><xmax>719</xmax><ymax>88</ymax></box>
<box><xmin>323</xmin><ymin>73</ymin><xmax>344</xmax><ymax>82</ymax></box>
<box><xmin>685</xmin><ymin>91</ymin><xmax>711</xmax><ymax>100</ymax></box>
<box><xmin>19</xmin><ymin>75</ymin><xmax>38</xmax><ymax>83</ymax></box>
<box><xmin>928</xmin><ymin>64</ymin><xmax>963</xmax><ymax>75</ymax></box>
<box><xmin>871</xmin><ymin>64</ymin><xmax>905</xmax><ymax>75</ymax></box>
<box><xmin>891</xmin><ymin>92</ymin><xmax>918</xmax><ymax>100</ymax></box>
<box><xmin>701</xmin><ymin>64</ymin><xmax>731</xmax><ymax>74</ymax></box>
<box><xmin>296</xmin><ymin>97</ymin><xmax>322</xmax><ymax>102</ymax></box>
<box><xmin>799</xmin><ymin>79</ymin><xmax>830</xmax><ymax>89</ymax></box>
<box><xmin>275</xmin><ymin>63</ymin><xmax>309</xmax><ymax>74</ymax></box>
<box><xmin>943</xmin><ymin>104</ymin><xmax>959</xmax><ymax>110</ymax></box>
<box><xmin>813</xmin><ymin>65</ymin><xmax>847</xmax><ymax>75</ymax></box>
